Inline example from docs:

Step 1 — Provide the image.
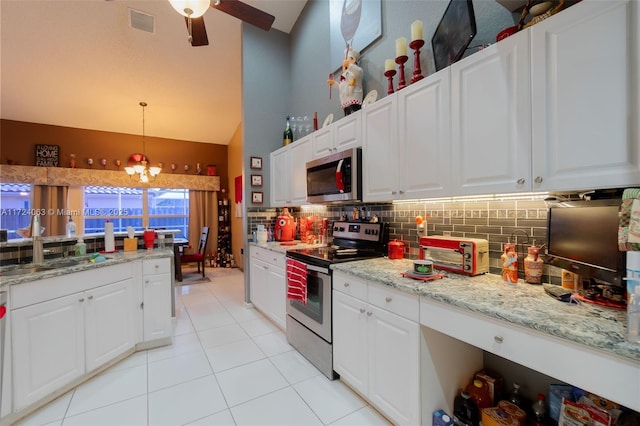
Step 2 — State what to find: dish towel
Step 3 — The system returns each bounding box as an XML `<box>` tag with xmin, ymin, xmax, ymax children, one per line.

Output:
<box><xmin>286</xmin><ymin>258</ymin><xmax>308</xmax><ymax>304</ymax></box>
<box><xmin>618</xmin><ymin>188</ymin><xmax>640</xmax><ymax>251</ymax></box>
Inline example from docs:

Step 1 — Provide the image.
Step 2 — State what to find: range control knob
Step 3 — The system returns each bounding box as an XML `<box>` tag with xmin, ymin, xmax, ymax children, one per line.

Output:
<box><xmin>464</xmin><ymin>264</ymin><xmax>471</xmax><ymax>271</ymax></box>
<box><xmin>464</xmin><ymin>253</ymin><xmax>471</xmax><ymax>259</ymax></box>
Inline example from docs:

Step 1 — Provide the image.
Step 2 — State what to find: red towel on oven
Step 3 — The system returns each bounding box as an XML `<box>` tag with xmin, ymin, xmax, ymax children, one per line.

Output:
<box><xmin>286</xmin><ymin>258</ymin><xmax>307</xmax><ymax>304</ymax></box>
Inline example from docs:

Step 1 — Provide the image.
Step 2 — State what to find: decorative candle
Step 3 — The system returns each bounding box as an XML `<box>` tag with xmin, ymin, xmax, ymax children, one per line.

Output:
<box><xmin>385</xmin><ymin>59</ymin><xmax>395</xmax><ymax>72</ymax></box>
<box><xmin>411</xmin><ymin>20</ymin><xmax>423</xmax><ymax>41</ymax></box>
<box><xmin>395</xmin><ymin>37</ymin><xmax>407</xmax><ymax>57</ymax></box>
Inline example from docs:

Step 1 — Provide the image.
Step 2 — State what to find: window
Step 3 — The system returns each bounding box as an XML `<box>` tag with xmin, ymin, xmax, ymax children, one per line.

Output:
<box><xmin>0</xmin><ymin>183</ymin><xmax>32</xmax><ymax>240</ymax></box>
<box><xmin>148</xmin><ymin>188</ymin><xmax>189</xmax><ymax>239</ymax></box>
<box><xmin>83</xmin><ymin>186</ymin><xmax>189</xmax><ymax>238</ymax></box>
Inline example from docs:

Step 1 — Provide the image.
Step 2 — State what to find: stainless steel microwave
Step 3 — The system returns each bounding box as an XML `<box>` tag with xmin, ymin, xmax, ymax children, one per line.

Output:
<box><xmin>306</xmin><ymin>147</ymin><xmax>362</xmax><ymax>204</ymax></box>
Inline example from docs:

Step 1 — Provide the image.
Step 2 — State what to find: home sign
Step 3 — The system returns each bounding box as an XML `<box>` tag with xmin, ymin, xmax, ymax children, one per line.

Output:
<box><xmin>35</xmin><ymin>144</ymin><xmax>60</xmax><ymax>167</ymax></box>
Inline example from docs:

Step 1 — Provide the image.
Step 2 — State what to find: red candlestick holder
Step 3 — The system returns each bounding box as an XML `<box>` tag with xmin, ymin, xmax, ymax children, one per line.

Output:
<box><xmin>384</xmin><ymin>69</ymin><xmax>396</xmax><ymax>95</ymax></box>
<box><xmin>395</xmin><ymin>55</ymin><xmax>408</xmax><ymax>90</ymax></box>
<box><xmin>409</xmin><ymin>39</ymin><xmax>425</xmax><ymax>83</ymax></box>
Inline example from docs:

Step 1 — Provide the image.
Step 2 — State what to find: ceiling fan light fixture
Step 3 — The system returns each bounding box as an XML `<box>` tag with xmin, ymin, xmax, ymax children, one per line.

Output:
<box><xmin>168</xmin><ymin>0</ymin><xmax>210</xmax><ymax>18</ymax></box>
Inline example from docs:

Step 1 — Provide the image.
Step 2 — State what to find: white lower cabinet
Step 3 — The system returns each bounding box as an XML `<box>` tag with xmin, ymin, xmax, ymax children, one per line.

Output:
<box><xmin>142</xmin><ymin>258</ymin><xmax>172</xmax><ymax>342</ymax></box>
<box><xmin>8</xmin><ymin>257</ymin><xmax>172</xmax><ymax>416</ymax></box>
<box><xmin>12</xmin><ymin>277</ymin><xmax>134</xmax><ymax>410</ymax></box>
<box><xmin>249</xmin><ymin>246</ymin><xmax>286</xmax><ymax>330</ymax></box>
<box><xmin>333</xmin><ymin>273</ymin><xmax>420</xmax><ymax>426</ymax></box>
<box><xmin>11</xmin><ymin>292</ymin><xmax>85</xmax><ymax>411</ymax></box>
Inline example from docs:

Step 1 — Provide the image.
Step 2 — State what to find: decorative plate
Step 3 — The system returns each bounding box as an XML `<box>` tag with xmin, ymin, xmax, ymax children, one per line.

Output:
<box><xmin>362</xmin><ymin>90</ymin><xmax>378</xmax><ymax>107</ymax></box>
<box><xmin>322</xmin><ymin>113</ymin><xmax>334</xmax><ymax>128</ymax></box>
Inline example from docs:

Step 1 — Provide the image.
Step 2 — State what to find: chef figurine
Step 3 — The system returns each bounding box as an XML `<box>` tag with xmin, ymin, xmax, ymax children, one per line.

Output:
<box><xmin>328</xmin><ymin>48</ymin><xmax>364</xmax><ymax>116</ymax></box>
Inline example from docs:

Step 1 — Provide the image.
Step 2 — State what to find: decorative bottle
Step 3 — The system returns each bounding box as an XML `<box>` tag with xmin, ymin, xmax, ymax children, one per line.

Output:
<box><xmin>508</xmin><ymin>383</ymin><xmax>524</xmax><ymax>409</ymax></box>
<box><xmin>628</xmin><ymin>282</ymin><xmax>640</xmax><ymax>344</ymax></box>
<box><xmin>524</xmin><ymin>245</ymin><xmax>544</xmax><ymax>284</ymax></box>
<box><xmin>501</xmin><ymin>243</ymin><xmax>518</xmax><ymax>284</ymax></box>
<box><xmin>66</xmin><ymin>216</ymin><xmax>76</xmax><ymax>238</ymax></box>
<box><xmin>283</xmin><ymin>116</ymin><xmax>293</xmax><ymax>146</ymax></box>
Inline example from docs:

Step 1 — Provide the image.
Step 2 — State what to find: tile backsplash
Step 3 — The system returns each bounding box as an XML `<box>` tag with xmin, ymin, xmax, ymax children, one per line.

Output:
<box><xmin>247</xmin><ymin>195</ymin><xmax>565</xmax><ymax>284</ymax></box>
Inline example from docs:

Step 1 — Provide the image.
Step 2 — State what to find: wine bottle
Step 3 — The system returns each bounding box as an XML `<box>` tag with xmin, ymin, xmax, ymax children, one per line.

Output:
<box><xmin>283</xmin><ymin>116</ymin><xmax>293</xmax><ymax>146</ymax></box>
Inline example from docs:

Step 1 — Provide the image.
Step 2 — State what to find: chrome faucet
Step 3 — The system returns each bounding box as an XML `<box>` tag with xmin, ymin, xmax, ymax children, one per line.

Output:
<box><xmin>32</xmin><ymin>214</ymin><xmax>44</xmax><ymax>265</ymax></box>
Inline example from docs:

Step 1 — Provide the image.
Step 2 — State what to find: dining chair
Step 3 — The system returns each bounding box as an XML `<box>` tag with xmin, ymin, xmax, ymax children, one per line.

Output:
<box><xmin>180</xmin><ymin>226</ymin><xmax>209</xmax><ymax>278</ymax></box>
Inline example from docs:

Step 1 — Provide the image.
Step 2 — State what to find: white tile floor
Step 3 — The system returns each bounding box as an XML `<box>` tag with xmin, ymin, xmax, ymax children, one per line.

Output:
<box><xmin>15</xmin><ymin>268</ymin><xmax>391</xmax><ymax>426</ymax></box>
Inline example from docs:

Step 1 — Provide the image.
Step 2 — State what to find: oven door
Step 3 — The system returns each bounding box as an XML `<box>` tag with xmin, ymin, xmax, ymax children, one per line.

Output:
<box><xmin>428</xmin><ymin>247</ymin><xmax>464</xmax><ymax>272</ymax></box>
<box><xmin>286</xmin><ymin>263</ymin><xmax>332</xmax><ymax>343</ymax></box>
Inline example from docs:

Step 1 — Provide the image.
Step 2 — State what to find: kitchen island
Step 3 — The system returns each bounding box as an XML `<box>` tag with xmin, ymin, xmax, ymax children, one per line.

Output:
<box><xmin>331</xmin><ymin>258</ymin><xmax>640</xmax><ymax>422</ymax></box>
<box><xmin>0</xmin><ymin>250</ymin><xmax>174</xmax><ymax>424</ymax></box>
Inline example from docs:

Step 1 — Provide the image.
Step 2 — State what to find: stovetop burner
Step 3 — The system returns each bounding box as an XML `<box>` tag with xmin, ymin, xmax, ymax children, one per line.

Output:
<box><xmin>286</xmin><ymin>221</ymin><xmax>389</xmax><ymax>267</ymax></box>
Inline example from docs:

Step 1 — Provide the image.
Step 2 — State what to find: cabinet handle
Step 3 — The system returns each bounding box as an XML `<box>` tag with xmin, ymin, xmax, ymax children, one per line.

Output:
<box><xmin>344</xmin><ymin>282</ymin><xmax>350</xmax><ymax>287</ymax></box>
<box><xmin>155</xmin><ymin>264</ymin><xmax>159</xmax><ymax>268</ymax></box>
<box><xmin>517</xmin><ymin>178</ymin><xmax>525</xmax><ymax>185</ymax></box>
<box><xmin>494</xmin><ymin>335</ymin><xmax>504</xmax><ymax>344</ymax></box>
<box><xmin>366</xmin><ymin>311</ymin><xmax>373</xmax><ymax>316</ymax></box>
<box><xmin>399</xmin><ymin>190</ymin><xmax>404</xmax><ymax>195</ymax></box>
<box><xmin>534</xmin><ymin>176</ymin><xmax>543</xmax><ymax>184</ymax></box>
<box><xmin>360</xmin><ymin>308</ymin><xmax>365</xmax><ymax>314</ymax></box>
<box><xmin>385</xmin><ymin>296</ymin><xmax>392</xmax><ymax>302</ymax></box>
<box><xmin>145</xmin><ymin>279</ymin><xmax>150</xmax><ymax>284</ymax></box>
<box><xmin>140</xmin><ymin>302</ymin><xmax>144</xmax><ymax>310</ymax></box>
<box><xmin>391</xmin><ymin>191</ymin><xmax>397</xmax><ymax>195</ymax></box>
<box><xmin>78</xmin><ymin>298</ymin><xmax>85</xmax><ymax>302</ymax></box>
<box><xmin>88</xmin><ymin>295</ymin><xmax>93</xmax><ymax>300</ymax></box>
<box><xmin>262</xmin><ymin>265</ymin><xmax>269</xmax><ymax>270</ymax></box>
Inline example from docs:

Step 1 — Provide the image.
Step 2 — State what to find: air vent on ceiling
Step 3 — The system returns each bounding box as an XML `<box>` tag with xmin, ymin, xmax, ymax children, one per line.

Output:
<box><xmin>129</xmin><ymin>8</ymin><xmax>155</xmax><ymax>34</ymax></box>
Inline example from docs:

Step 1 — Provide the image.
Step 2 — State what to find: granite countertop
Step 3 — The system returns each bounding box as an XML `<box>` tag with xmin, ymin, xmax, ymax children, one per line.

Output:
<box><xmin>0</xmin><ymin>249</ymin><xmax>173</xmax><ymax>289</ymax></box>
<box><xmin>331</xmin><ymin>257</ymin><xmax>640</xmax><ymax>364</ymax></box>
<box><xmin>249</xmin><ymin>241</ymin><xmax>324</xmax><ymax>255</ymax></box>
<box><xmin>0</xmin><ymin>229</ymin><xmax>181</xmax><ymax>248</ymax></box>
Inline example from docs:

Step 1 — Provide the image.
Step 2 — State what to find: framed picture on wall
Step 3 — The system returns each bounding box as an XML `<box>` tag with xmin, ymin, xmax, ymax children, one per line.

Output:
<box><xmin>252</xmin><ymin>191</ymin><xmax>263</xmax><ymax>204</ymax></box>
<box><xmin>251</xmin><ymin>174</ymin><xmax>263</xmax><ymax>187</ymax></box>
<box><xmin>250</xmin><ymin>156</ymin><xmax>262</xmax><ymax>170</ymax></box>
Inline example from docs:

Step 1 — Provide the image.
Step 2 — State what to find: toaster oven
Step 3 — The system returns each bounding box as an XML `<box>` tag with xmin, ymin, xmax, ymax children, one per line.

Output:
<box><xmin>419</xmin><ymin>236</ymin><xmax>489</xmax><ymax>276</ymax></box>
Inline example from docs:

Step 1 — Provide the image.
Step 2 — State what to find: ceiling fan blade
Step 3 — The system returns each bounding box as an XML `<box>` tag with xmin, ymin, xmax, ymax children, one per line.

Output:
<box><xmin>184</xmin><ymin>16</ymin><xmax>209</xmax><ymax>46</ymax></box>
<box><xmin>211</xmin><ymin>0</ymin><xmax>275</xmax><ymax>31</ymax></box>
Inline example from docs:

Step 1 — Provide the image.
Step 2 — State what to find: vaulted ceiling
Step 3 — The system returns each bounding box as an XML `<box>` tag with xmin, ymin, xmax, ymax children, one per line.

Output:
<box><xmin>0</xmin><ymin>0</ymin><xmax>307</xmax><ymax>145</ymax></box>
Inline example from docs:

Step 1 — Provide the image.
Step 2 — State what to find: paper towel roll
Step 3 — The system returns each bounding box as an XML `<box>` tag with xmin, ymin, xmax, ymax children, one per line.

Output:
<box><xmin>104</xmin><ymin>221</ymin><xmax>115</xmax><ymax>252</ymax></box>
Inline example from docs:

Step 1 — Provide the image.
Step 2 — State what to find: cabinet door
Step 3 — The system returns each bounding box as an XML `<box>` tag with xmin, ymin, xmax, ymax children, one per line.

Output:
<box><xmin>250</xmin><ymin>257</ymin><xmax>269</xmax><ymax>313</ymax></box>
<box><xmin>362</xmin><ymin>96</ymin><xmax>399</xmax><ymax>202</ymax></box>
<box><xmin>142</xmin><ymin>273</ymin><xmax>172</xmax><ymax>342</ymax></box>
<box><xmin>451</xmin><ymin>29</ymin><xmax>531</xmax><ymax>195</ymax></box>
<box><xmin>289</xmin><ymin>137</ymin><xmax>313</xmax><ymax>205</ymax></box>
<box><xmin>367</xmin><ymin>304</ymin><xmax>420</xmax><ymax>426</ymax></box>
<box><xmin>85</xmin><ymin>279</ymin><xmax>136</xmax><ymax>371</ymax></box>
<box><xmin>531</xmin><ymin>0</ymin><xmax>640</xmax><ymax>191</ymax></box>
<box><xmin>311</xmin><ymin>126</ymin><xmax>334</xmax><ymax>159</ymax></box>
<box><xmin>12</xmin><ymin>293</ymin><xmax>84</xmax><ymax>410</ymax></box>
<box><xmin>267</xmin><ymin>264</ymin><xmax>286</xmax><ymax>330</ymax></box>
<box><xmin>332</xmin><ymin>290</ymin><xmax>368</xmax><ymax>396</ymax></box>
<box><xmin>333</xmin><ymin>112</ymin><xmax>361</xmax><ymax>153</ymax></box>
<box><xmin>398</xmin><ymin>70</ymin><xmax>452</xmax><ymax>199</ymax></box>
<box><xmin>270</xmin><ymin>148</ymin><xmax>289</xmax><ymax>206</ymax></box>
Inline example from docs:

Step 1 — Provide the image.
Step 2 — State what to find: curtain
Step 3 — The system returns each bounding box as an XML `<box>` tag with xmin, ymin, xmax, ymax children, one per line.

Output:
<box><xmin>33</xmin><ymin>185</ymin><xmax>68</xmax><ymax>237</ymax></box>
<box><xmin>188</xmin><ymin>190</ymin><xmax>218</xmax><ymax>256</ymax></box>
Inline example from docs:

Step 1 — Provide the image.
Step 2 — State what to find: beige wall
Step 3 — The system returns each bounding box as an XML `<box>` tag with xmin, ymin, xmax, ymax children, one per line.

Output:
<box><xmin>227</xmin><ymin>123</ymin><xmax>244</xmax><ymax>271</ymax></box>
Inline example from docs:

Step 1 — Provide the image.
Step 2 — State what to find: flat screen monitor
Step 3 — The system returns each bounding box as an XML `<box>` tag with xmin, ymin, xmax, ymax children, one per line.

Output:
<box><xmin>546</xmin><ymin>199</ymin><xmax>625</xmax><ymax>287</ymax></box>
<box><xmin>431</xmin><ymin>0</ymin><xmax>477</xmax><ymax>72</ymax></box>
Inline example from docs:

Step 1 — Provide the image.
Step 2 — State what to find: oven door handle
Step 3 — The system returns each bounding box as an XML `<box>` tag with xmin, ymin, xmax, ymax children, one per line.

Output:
<box><xmin>306</xmin><ymin>264</ymin><xmax>330</xmax><ymax>275</ymax></box>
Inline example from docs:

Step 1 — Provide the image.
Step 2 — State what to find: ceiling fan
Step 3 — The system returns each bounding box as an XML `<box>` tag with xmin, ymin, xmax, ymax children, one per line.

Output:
<box><xmin>168</xmin><ymin>0</ymin><xmax>275</xmax><ymax>47</ymax></box>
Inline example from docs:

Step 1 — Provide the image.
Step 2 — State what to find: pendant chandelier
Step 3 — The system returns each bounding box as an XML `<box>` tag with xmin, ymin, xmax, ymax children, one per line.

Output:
<box><xmin>125</xmin><ymin>102</ymin><xmax>162</xmax><ymax>183</ymax></box>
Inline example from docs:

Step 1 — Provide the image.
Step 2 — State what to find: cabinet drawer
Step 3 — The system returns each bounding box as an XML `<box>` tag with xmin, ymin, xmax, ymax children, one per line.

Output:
<box><xmin>251</xmin><ymin>246</ymin><xmax>285</xmax><ymax>268</ymax></box>
<box><xmin>368</xmin><ymin>283</ymin><xmax>419</xmax><ymax>322</ymax></box>
<box><xmin>143</xmin><ymin>258</ymin><xmax>171</xmax><ymax>275</ymax></box>
<box><xmin>333</xmin><ymin>272</ymin><xmax>367</xmax><ymax>300</ymax></box>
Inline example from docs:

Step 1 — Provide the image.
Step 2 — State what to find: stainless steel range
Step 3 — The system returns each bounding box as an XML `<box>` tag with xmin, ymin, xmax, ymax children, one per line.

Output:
<box><xmin>285</xmin><ymin>221</ymin><xmax>389</xmax><ymax>379</ymax></box>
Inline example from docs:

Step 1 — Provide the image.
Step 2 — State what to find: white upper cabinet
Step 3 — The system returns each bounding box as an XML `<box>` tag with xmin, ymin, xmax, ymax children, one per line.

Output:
<box><xmin>398</xmin><ymin>70</ymin><xmax>452</xmax><ymax>199</ymax></box>
<box><xmin>530</xmin><ymin>0</ymin><xmax>640</xmax><ymax>191</ymax></box>
<box><xmin>450</xmin><ymin>28</ymin><xmax>532</xmax><ymax>195</ymax></box>
<box><xmin>362</xmin><ymin>96</ymin><xmax>399</xmax><ymax>202</ymax></box>
<box><xmin>270</xmin><ymin>136</ymin><xmax>313</xmax><ymax>207</ymax></box>
<box><xmin>312</xmin><ymin>112</ymin><xmax>361</xmax><ymax>159</ymax></box>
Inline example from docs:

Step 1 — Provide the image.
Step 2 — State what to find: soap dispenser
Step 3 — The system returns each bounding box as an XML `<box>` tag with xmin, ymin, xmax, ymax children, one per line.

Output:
<box><xmin>75</xmin><ymin>238</ymin><xmax>86</xmax><ymax>256</ymax></box>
